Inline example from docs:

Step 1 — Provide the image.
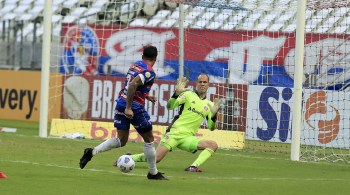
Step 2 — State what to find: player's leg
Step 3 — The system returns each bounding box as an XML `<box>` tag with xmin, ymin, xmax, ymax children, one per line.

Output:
<box><xmin>131</xmin><ymin>143</ymin><xmax>170</xmax><ymax>163</ymax></box>
<box><xmin>92</xmin><ymin>129</ymin><xmax>128</xmax><ymax>154</ymax></box>
<box><xmin>79</xmin><ymin>104</ymin><xmax>129</xmax><ymax>169</ymax></box>
<box><xmin>178</xmin><ymin>137</ymin><xmax>218</xmax><ymax>172</ymax></box>
<box><xmin>131</xmin><ymin>132</ymin><xmax>177</xmax><ymax>163</ymax></box>
<box><xmin>190</xmin><ymin>140</ymin><xmax>218</xmax><ymax>170</ymax></box>
<box><xmin>133</xmin><ymin>107</ymin><xmax>167</xmax><ymax>180</ymax></box>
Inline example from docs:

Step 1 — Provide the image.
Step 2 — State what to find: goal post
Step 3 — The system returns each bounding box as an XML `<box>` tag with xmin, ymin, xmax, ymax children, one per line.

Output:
<box><xmin>291</xmin><ymin>0</ymin><xmax>307</xmax><ymax>161</ymax></box>
<box><xmin>39</xmin><ymin>0</ymin><xmax>350</xmax><ymax>163</ymax></box>
<box><xmin>39</xmin><ymin>0</ymin><xmax>53</xmax><ymax>138</ymax></box>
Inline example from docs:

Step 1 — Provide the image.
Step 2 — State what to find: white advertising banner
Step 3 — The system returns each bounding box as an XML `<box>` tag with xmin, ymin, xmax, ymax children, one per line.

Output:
<box><xmin>246</xmin><ymin>85</ymin><xmax>350</xmax><ymax>148</ymax></box>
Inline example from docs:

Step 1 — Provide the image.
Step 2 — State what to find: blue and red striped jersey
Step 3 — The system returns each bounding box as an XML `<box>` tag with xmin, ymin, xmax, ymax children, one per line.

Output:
<box><xmin>118</xmin><ymin>60</ymin><xmax>156</xmax><ymax>106</ymax></box>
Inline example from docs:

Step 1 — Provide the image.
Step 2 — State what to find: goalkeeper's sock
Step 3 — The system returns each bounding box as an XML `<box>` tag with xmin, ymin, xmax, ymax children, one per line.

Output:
<box><xmin>93</xmin><ymin>137</ymin><xmax>121</xmax><ymax>156</ymax></box>
<box><xmin>191</xmin><ymin>148</ymin><xmax>214</xmax><ymax>167</ymax></box>
<box><xmin>131</xmin><ymin>153</ymin><xmax>147</xmax><ymax>162</ymax></box>
<box><xmin>144</xmin><ymin>142</ymin><xmax>158</xmax><ymax>175</ymax></box>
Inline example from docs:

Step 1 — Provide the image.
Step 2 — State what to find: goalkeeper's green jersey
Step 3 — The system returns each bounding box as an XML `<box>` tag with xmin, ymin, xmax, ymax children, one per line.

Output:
<box><xmin>166</xmin><ymin>91</ymin><xmax>216</xmax><ymax>135</ymax></box>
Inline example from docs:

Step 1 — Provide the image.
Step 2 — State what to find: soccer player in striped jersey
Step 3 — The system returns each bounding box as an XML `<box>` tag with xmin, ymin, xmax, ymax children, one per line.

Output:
<box><xmin>131</xmin><ymin>74</ymin><xmax>222</xmax><ymax>172</ymax></box>
<box><xmin>79</xmin><ymin>45</ymin><xmax>167</xmax><ymax>180</ymax></box>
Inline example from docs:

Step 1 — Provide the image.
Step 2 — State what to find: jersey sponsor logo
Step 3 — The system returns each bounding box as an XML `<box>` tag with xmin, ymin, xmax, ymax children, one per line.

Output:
<box><xmin>304</xmin><ymin>91</ymin><xmax>340</xmax><ymax>144</ymax></box>
<box><xmin>187</xmin><ymin>107</ymin><xmax>205</xmax><ymax>119</ymax></box>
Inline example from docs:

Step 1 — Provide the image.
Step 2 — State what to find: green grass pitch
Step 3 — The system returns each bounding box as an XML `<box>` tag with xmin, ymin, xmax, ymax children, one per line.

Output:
<box><xmin>0</xmin><ymin>119</ymin><xmax>349</xmax><ymax>194</ymax></box>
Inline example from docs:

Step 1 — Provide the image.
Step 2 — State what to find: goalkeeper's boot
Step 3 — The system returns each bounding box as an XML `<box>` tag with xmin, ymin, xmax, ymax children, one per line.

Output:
<box><xmin>185</xmin><ymin>166</ymin><xmax>202</xmax><ymax>172</ymax></box>
<box><xmin>79</xmin><ymin>148</ymin><xmax>93</xmax><ymax>169</ymax></box>
<box><xmin>131</xmin><ymin>153</ymin><xmax>147</xmax><ymax>162</ymax></box>
<box><xmin>147</xmin><ymin>172</ymin><xmax>168</xmax><ymax>180</ymax></box>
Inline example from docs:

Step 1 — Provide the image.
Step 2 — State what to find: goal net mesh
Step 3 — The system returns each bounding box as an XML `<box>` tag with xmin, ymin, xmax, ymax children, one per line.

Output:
<box><xmin>47</xmin><ymin>0</ymin><xmax>350</xmax><ymax>163</ymax></box>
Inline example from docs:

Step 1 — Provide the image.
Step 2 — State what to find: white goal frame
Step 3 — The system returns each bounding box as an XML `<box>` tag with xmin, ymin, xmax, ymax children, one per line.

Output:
<box><xmin>39</xmin><ymin>0</ymin><xmax>310</xmax><ymax>162</ymax></box>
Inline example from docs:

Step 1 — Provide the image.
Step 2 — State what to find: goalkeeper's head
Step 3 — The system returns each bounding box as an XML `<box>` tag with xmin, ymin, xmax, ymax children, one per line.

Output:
<box><xmin>196</xmin><ymin>73</ymin><xmax>210</xmax><ymax>96</ymax></box>
<box><xmin>142</xmin><ymin>45</ymin><xmax>158</xmax><ymax>65</ymax></box>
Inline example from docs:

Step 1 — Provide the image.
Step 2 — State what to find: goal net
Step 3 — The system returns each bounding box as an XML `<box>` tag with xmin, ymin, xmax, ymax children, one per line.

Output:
<box><xmin>44</xmin><ymin>0</ymin><xmax>350</xmax><ymax>163</ymax></box>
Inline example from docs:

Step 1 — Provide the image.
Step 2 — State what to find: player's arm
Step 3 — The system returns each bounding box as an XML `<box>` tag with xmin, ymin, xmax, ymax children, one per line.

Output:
<box><xmin>124</xmin><ymin>75</ymin><xmax>143</xmax><ymax>118</ymax></box>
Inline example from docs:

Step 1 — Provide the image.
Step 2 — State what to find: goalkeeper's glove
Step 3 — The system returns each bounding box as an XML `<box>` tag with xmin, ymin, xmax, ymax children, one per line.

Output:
<box><xmin>174</xmin><ymin>77</ymin><xmax>191</xmax><ymax>96</ymax></box>
<box><xmin>208</xmin><ymin>98</ymin><xmax>223</xmax><ymax>116</ymax></box>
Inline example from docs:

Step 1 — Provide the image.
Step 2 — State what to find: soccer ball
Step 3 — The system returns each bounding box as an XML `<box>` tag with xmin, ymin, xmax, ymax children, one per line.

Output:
<box><xmin>115</xmin><ymin>155</ymin><xmax>135</xmax><ymax>173</ymax></box>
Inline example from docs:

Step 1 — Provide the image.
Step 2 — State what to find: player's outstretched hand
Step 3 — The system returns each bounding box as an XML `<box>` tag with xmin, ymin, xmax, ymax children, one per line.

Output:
<box><xmin>208</xmin><ymin>98</ymin><xmax>223</xmax><ymax>116</ymax></box>
<box><xmin>175</xmin><ymin>77</ymin><xmax>191</xmax><ymax>96</ymax></box>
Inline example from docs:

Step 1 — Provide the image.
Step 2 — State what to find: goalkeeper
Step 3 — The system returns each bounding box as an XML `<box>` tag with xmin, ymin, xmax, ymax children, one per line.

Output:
<box><xmin>131</xmin><ymin>74</ymin><xmax>222</xmax><ymax>172</ymax></box>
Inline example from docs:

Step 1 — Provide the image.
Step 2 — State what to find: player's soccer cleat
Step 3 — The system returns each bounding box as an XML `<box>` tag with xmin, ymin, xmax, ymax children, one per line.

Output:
<box><xmin>79</xmin><ymin>148</ymin><xmax>93</xmax><ymax>169</ymax></box>
<box><xmin>185</xmin><ymin>166</ymin><xmax>203</xmax><ymax>172</ymax></box>
<box><xmin>147</xmin><ymin>172</ymin><xmax>168</xmax><ymax>180</ymax></box>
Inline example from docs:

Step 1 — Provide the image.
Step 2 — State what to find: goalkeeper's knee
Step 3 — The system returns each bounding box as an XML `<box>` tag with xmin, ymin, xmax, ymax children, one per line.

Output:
<box><xmin>207</xmin><ymin>140</ymin><xmax>218</xmax><ymax>152</ymax></box>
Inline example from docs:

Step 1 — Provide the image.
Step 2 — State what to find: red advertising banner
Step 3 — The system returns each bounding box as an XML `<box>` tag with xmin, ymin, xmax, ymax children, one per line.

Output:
<box><xmin>61</xmin><ymin>75</ymin><xmax>247</xmax><ymax>131</ymax></box>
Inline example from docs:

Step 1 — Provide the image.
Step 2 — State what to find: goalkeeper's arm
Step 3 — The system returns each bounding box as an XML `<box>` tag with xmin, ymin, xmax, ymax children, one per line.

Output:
<box><xmin>207</xmin><ymin>99</ymin><xmax>223</xmax><ymax>130</ymax></box>
<box><xmin>207</xmin><ymin>114</ymin><xmax>217</xmax><ymax>131</ymax></box>
<box><xmin>167</xmin><ymin>96</ymin><xmax>180</xmax><ymax>110</ymax></box>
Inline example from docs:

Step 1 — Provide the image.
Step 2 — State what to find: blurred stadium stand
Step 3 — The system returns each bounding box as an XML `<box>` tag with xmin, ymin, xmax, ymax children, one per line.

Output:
<box><xmin>1</xmin><ymin>0</ymin><xmax>350</xmax><ymax>69</ymax></box>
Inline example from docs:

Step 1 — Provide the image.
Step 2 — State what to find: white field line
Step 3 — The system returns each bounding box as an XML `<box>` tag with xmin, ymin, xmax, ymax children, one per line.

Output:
<box><xmin>3</xmin><ymin>134</ymin><xmax>349</xmax><ymax>167</ymax></box>
<box><xmin>0</xmin><ymin>159</ymin><xmax>348</xmax><ymax>181</ymax></box>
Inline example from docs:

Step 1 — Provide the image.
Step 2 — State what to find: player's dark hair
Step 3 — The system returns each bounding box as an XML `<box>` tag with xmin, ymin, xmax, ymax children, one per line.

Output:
<box><xmin>142</xmin><ymin>45</ymin><xmax>158</xmax><ymax>61</ymax></box>
<box><xmin>197</xmin><ymin>73</ymin><xmax>210</xmax><ymax>82</ymax></box>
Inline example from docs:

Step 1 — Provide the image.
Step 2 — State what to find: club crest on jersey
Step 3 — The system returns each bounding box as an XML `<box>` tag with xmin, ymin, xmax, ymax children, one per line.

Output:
<box><xmin>204</xmin><ymin>106</ymin><xmax>208</xmax><ymax>111</ymax></box>
<box><xmin>145</xmin><ymin>72</ymin><xmax>151</xmax><ymax>78</ymax></box>
<box><xmin>61</xmin><ymin>25</ymin><xmax>100</xmax><ymax>74</ymax></box>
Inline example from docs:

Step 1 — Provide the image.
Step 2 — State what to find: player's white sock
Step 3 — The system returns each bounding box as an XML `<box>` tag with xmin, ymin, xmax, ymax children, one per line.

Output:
<box><xmin>93</xmin><ymin>137</ymin><xmax>121</xmax><ymax>156</ymax></box>
<box><xmin>144</xmin><ymin>142</ymin><xmax>158</xmax><ymax>175</ymax></box>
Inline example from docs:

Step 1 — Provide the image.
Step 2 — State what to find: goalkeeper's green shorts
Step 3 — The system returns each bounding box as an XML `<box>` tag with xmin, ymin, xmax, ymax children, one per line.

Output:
<box><xmin>160</xmin><ymin>132</ymin><xmax>203</xmax><ymax>153</ymax></box>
